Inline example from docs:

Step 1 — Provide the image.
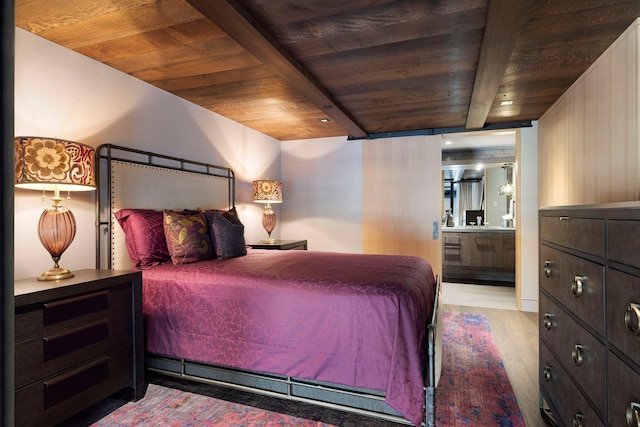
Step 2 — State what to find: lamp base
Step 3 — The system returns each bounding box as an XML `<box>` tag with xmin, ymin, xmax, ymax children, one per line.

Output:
<box><xmin>262</xmin><ymin>237</ymin><xmax>276</xmax><ymax>244</ymax></box>
<box><xmin>38</xmin><ymin>267</ymin><xmax>74</xmax><ymax>281</ymax></box>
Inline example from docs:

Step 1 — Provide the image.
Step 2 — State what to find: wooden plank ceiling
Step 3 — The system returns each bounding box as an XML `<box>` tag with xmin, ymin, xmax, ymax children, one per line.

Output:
<box><xmin>15</xmin><ymin>0</ymin><xmax>640</xmax><ymax>141</ymax></box>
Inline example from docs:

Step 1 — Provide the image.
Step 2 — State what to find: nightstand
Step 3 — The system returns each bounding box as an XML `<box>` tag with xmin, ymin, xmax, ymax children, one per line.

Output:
<box><xmin>249</xmin><ymin>239</ymin><xmax>307</xmax><ymax>250</ymax></box>
<box><xmin>14</xmin><ymin>269</ymin><xmax>145</xmax><ymax>427</ymax></box>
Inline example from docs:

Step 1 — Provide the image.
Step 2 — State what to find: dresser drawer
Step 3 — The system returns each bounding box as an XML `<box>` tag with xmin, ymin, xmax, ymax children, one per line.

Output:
<box><xmin>15</xmin><ymin>311</ymin><xmax>132</xmax><ymax>389</ymax></box>
<box><xmin>539</xmin><ymin>341</ymin><xmax>603</xmax><ymax>426</ymax></box>
<box><xmin>15</xmin><ymin>284</ymin><xmax>132</xmax><ymax>343</ymax></box>
<box><xmin>540</xmin><ymin>245</ymin><xmax>605</xmax><ymax>335</ymax></box>
<box><xmin>539</xmin><ymin>215</ymin><xmax>604</xmax><ymax>256</ymax></box>
<box><xmin>608</xmin><ymin>219</ymin><xmax>640</xmax><ymax>269</ymax></box>
<box><xmin>607</xmin><ymin>269</ymin><xmax>640</xmax><ymax>363</ymax></box>
<box><xmin>15</xmin><ymin>344</ymin><xmax>132</xmax><ymax>427</ymax></box>
<box><xmin>608</xmin><ymin>351</ymin><xmax>640</xmax><ymax>427</ymax></box>
<box><xmin>540</xmin><ymin>293</ymin><xmax>606</xmax><ymax>415</ymax></box>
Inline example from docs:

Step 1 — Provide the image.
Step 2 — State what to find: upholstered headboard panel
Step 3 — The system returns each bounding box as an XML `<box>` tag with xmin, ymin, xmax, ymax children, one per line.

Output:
<box><xmin>96</xmin><ymin>144</ymin><xmax>235</xmax><ymax>270</ymax></box>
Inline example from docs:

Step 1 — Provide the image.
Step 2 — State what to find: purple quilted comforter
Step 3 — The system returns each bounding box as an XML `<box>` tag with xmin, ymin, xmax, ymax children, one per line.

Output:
<box><xmin>141</xmin><ymin>249</ymin><xmax>436</xmax><ymax>425</ymax></box>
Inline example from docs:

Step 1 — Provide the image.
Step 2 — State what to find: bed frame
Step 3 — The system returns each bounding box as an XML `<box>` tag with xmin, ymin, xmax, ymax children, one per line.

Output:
<box><xmin>95</xmin><ymin>144</ymin><xmax>442</xmax><ymax>426</ymax></box>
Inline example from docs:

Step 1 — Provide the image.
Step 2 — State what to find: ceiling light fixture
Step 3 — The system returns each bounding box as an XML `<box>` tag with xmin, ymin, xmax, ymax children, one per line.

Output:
<box><xmin>500</xmin><ymin>100</ymin><xmax>514</xmax><ymax>106</ymax></box>
<box><xmin>319</xmin><ymin>118</ymin><xmax>330</xmax><ymax>123</ymax></box>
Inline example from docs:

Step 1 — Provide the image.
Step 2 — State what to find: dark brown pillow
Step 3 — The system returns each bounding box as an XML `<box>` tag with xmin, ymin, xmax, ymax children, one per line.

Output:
<box><xmin>163</xmin><ymin>210</ymin><xmax>215</xmax><ymax>264</ymax></box>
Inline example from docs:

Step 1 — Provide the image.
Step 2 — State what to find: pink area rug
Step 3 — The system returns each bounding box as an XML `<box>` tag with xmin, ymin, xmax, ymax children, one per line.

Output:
<box><xmin>436</xmin><ymin>311</ymin><xmax>525</xmax><ymax>426</ymax></box>
<box><xmin>89</xmin><ymin>383</ymin><xmax>332</xmax><ymax>426</ymax></box>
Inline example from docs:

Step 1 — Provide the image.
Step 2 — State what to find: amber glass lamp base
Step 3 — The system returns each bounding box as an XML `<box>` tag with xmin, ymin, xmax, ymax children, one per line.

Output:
<box><xmin>262</xmin><ymin>204</ymin><xmax>276</xmax><ymax>243</ymax></box>
<box><xmin>37</xmin><ymin>202</ymin><xmax>77</xmax><ymax>281</ymax></box>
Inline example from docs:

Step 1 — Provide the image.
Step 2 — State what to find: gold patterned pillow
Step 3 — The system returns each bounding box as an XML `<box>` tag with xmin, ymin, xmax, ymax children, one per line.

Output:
<box><xmin>163</xmin><ymin>210</ymin><xmax>215</xmax><ymax>264</ymax></box>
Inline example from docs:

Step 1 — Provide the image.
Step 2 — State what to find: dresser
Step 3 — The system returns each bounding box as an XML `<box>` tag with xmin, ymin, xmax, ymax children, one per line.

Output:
<box><xmin>14</xmin><ymin>269</ymin><xmax>145</xmax><ymax>427</ymax></box>
<box><xmin>539</xmin><ymin>203</ymin><xmax>640</xmax><ymax>427</ymax></box>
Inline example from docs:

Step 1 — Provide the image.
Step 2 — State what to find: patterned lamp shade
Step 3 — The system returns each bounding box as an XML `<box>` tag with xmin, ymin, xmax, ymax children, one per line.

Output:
<box><xmin>252</xmin><ymin>179</ymin><xmax>282</xmax><ymax>243</ymax></box>
<box><xmin>253</xmin><ymin>179</ymin><xmax>283</xmax><ymax>203</ymax></box>
<box><xmin>14</xmin><ymin>137</ymin><xmax>96</xmax><ymax>281</ymax></box>
<box><xmin>15</xmin><ymin>136</ymin><xmax>96</xmax><ymax>191</ymax></box>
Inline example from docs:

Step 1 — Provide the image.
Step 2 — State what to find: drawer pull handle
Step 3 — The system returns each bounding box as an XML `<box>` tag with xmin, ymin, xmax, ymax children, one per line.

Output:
<box><xmin>543</xmin><ymin>313</ymin><xmax>554</xmax><ymax>330</ymax></box>
<box><xmin>544</xmin><ymin>260</ymin><xmax>552</xmax><ymax>278</ymax></box>
<box><xmin>572</xmin><ymin>344</ymin><xmax>584</xmax><ymax>367</ymax></box>
<box><xmin>44</xmin><ymin>290</ymin><xmax>109</xmax><ymax>308</ymax></box>
<box><xmin>543</xmin><ymin>365</ymin><xmax>552</xmax><ymax>382</ymax></box>
<box><xmin>626</xmin><ymin>402</ymin><xmax>640</xmax><ymax>427</ymax></box>
<box><xmin>572</xmin><ymin>276</ymin><xmax>585</xmax><ymax>298</ymax></box>
<box><xmin>625</xmin><ymin>303</ymin><xmax>640</xmax><ymax>336</ymax></box>
<box><xmin>572</xmin><ymin>413</ymin><xmax>585</xmax><ymax>427</ymax></box>
<box><xmin>559</xmin><ymin>216</ymin><xmax>571</xmax><ymax>221</ymax></box>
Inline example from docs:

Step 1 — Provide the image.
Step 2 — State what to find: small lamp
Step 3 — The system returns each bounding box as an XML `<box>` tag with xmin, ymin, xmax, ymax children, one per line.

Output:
<box><xmin>14</xmin><ymin>137</ymin><xmax>96</xmax><ymax>281</ymax></box>
<box><xmin>253</xmin><ymin>179</ymin><xmax>282</xmax><ymax>243</ymax></box>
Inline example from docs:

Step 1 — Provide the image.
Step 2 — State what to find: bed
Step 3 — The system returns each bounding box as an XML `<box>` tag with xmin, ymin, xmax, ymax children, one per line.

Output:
<box><xmin>95</xmin><ymin>144</ymin><xmax>442</xmax><ymax>426</ymax></box>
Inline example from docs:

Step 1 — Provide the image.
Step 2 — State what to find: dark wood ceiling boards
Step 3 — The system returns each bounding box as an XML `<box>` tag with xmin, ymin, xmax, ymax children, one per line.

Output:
<box><xmin>15</xmin><ymin>0</ymin><xmax>640</xmax><ymax>141</ymax></box>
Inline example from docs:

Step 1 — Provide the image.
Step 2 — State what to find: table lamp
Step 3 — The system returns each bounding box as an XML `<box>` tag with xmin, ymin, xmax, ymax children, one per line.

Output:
<box><xmin>253</xmin><ymin>179</ymin><xmax>282</xmax><ymax>243</ymax></box>
<box><xmin>14</xmin><ymin>136</ymin><xmax>96</xmax><ymax>280</ymax></box>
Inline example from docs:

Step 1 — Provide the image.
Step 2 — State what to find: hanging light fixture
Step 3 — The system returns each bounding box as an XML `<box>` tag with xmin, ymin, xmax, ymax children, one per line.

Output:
<box><xmin>14</xmin><ymin>137</ymin><xmax>96</xmax><ymax>280</ymax></box>
<box><xmin>498</xmin><ymin>163</ymin><xmax>514</xmax><ymax>196</ymax></box>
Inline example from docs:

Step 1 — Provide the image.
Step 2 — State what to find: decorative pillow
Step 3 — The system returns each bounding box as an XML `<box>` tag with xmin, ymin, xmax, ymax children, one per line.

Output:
<box><xmin>114</xmin><ymin>209</ymin><xmax>170</xmax><ymax>267</ymax></box>
<box><xmin>163</xmin><ymin>210</ymin><xmax>215</xmax><ymax>264</ymax></box>
<box><xmin>205</xmin><ymin>208</ymin><xmax>247</xmax><ymax>259</ymax></box>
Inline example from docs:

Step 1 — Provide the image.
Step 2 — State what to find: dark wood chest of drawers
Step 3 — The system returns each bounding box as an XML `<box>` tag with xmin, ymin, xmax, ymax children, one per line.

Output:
<box><xmin>539</xmin><ymin>203</ymin><xmax>640</xmax><ymax>427</ymax></box>
<box><xmin>14</xmin><ymin>269</ymin><xmax>145</xmax><ymax>426</ymax></box>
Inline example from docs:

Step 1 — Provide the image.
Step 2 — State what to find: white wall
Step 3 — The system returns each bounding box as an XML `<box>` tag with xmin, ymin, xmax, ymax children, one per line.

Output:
<box><xmin>280</xmin><ymin>136</ymin><xmax>362</xmax><ymax>253</ymax></box>
<box><xmin>518</xmin><ymin>123</ymin><xmax>539</xmax><ymax>312</ymax></box>
<box><xmin>14</xmin><ymin>28</ymin><xmax>281</xmax><ymax>280</ymax></box>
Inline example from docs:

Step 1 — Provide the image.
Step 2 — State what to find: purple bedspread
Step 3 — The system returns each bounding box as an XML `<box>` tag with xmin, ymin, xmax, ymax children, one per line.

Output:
<box><xmin>141</xmin><ymin>249</ymin><xmax>436</xmax><ymax>425</ymax></box>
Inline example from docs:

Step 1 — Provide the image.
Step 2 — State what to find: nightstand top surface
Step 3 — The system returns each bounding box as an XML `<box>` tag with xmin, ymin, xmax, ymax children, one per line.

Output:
<box><xmin>14</xmin><ymin>269</ymin><xmax>140</xmax><ymax>299</ymax></box>
<box><xmin>249</xmin><ymin>239</ymin><xmax>307</xmax><ymax>250</ymax></box>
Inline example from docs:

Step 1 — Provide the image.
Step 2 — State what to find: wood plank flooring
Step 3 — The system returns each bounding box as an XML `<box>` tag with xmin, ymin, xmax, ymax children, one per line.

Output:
<box><xmin>443</xmin><ymin>282</ymin><xmax>551</xmax><ymax>427</ymax></box>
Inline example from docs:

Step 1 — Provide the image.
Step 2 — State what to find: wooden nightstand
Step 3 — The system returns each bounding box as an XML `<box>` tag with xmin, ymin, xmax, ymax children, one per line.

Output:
<box><xmin>14</xmin><ymin>269</ymin><xmax>145</xmax><ymax>427</ymax></box>
<box><xmin>249</xmin><ymin>239</ymin><xmax>307</xmax><ymax>250</ymax></box>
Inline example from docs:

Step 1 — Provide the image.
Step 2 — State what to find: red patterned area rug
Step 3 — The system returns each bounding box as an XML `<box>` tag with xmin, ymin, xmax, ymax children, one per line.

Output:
<box><xmin>89</xmin><ymin>383</ymin><xmax>333</xmax><ymax>426</ymax></box>
<box><xmin>436</xmin><ymin>311</ymin><xmax>525</xmax><ymax>426</ymax></box>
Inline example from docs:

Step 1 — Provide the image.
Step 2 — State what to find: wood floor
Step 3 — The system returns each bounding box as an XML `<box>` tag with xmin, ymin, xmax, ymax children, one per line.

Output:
<box><xmin>442</xmin><ymin>282</ymin><xmax>550</xmax><ymax>427</ymax></box>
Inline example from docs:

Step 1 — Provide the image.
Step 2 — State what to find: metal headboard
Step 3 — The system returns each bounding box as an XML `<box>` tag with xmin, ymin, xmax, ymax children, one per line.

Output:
<box><xmin>95</xmin><ymin>144</ymin><xmax>235</xmax><ymax>270</ymax></box>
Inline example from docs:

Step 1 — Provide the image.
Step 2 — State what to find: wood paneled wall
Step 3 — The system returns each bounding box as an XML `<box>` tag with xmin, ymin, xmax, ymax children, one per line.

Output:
<box><xmin>538</xmin><ymin>19</ymin><xmax>640</xmax><ymax>207</ymax></box>
<box><xmin>362</xmin><ymin>136</ymin><xmax>443</xmax><ymax>277</ymax></box>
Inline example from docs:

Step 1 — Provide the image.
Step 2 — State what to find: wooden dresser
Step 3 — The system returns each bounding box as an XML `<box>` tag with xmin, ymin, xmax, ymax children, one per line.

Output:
<box><xmin>14</xmin><ymin>269</ymin><xmax>145</xmax><ymax>427</ymax></box>
<box><xmin>539</xmin><ymin>203</ymin><xmax>640</xmax><ymax>427</ymax></box>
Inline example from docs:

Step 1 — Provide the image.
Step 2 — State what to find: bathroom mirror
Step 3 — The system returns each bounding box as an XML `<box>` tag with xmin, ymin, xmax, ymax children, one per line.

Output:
<box><xmin>443</xmin><ymin>163</ymin><xmax>514</xmax><ymax>227</ymax></box>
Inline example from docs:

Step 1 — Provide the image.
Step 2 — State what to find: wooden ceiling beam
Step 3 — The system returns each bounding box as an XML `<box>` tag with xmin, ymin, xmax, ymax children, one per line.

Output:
<box><xmin>186</xmin><ymin>0</ymin><xmax>368</xmax><ymax>139</ymax></box>
<box><xmin>465</xmin><ymin>0</ymin><xmax>534</xmax><ymax>129</ymax></box>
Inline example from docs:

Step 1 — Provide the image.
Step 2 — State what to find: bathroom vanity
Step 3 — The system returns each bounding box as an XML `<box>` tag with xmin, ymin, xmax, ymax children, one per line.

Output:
<box><xmin>442</xmin><ymin>226</ymin><xmax>515</xmax><ymax>285</ymax></box>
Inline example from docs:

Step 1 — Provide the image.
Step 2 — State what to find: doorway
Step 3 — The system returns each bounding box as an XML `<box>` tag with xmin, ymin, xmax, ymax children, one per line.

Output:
<box><xmin>441</xmin><ymin>130</ymin><xmax>518</xmax><ymax>299</ymax></box>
